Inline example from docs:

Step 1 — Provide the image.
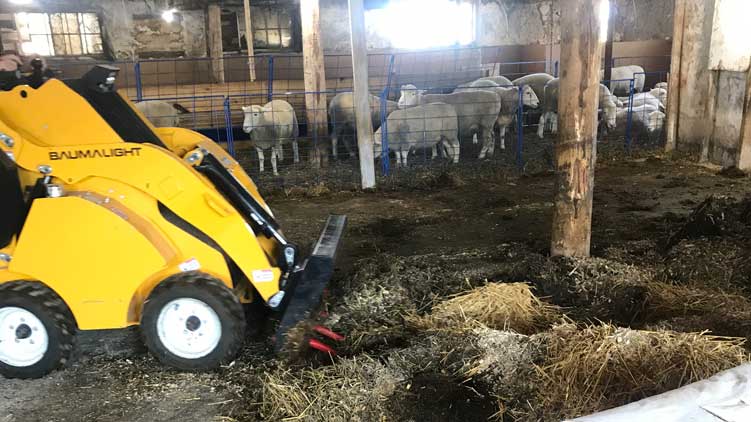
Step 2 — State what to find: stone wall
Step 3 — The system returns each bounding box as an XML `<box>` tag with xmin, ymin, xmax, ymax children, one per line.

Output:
<box><xmin>320</xmin><ymin>0</ymin><xmax>674</xmax><ymax>53</ymax></box>
<box><xmin>0</xmin><ymin>0</ymin><xmax>207</xmax><ymax>59</ymax></box>
<box><xmin>672</xmin><ymin>0</ymin><xmax>750</xmax><ymax>167</ymax></box>
<box><xmin>94</xmin><ymin>0</ymin><xmax>206</xmax><ymax>59</ymax></box>
<box><xmin>2</xmin><ymin>0</ymin><xmax>674</xmax><ymax>59</ymax></box>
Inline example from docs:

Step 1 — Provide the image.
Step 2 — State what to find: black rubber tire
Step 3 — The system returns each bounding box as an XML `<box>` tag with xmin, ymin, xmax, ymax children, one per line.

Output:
<box><xmin>0</xmin><ymin>281</ymin><xmax>77</xmax><ymax>379</ymax></box>
<box><xmin>141</xmin><ymin>272</ymin><xmax>246</xmax><ymax>370</ymax></box>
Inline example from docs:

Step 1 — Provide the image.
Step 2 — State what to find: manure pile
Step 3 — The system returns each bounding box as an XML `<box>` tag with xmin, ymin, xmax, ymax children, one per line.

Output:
<box><xmin>254</xmin><ymin>196</ymin><xmax>751</xmax><ymax>421</ymax></box>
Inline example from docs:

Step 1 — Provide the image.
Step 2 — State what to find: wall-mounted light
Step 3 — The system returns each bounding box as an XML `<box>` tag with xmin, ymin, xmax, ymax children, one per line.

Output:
<box><xmin>161</xmin><ymin>8</ymin><xmax>178</xmax><ymax>23</ymax></box>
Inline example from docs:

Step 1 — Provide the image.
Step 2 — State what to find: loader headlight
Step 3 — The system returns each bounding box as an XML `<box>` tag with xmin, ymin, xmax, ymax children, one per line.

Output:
<box><xmin>283</xmin><ymin>246</ymin><xmax>296</xmax><ymax>267</ymax></box>
<box><xmin>268</xmin><ymin>291</ymin><xmax>285</xmax><ymax>309</ymax></box>
<box><xmin>184</xmin><ymin>149</ymin><xmax>204</xmax><ymax>166</ymax></box>
<box><xmin>0</xmin><ymin>133</ymin><xmax>13</xmax><ymax>148</ymax></box>
<box><xmin>45</xmin><ymin>184</ymin><xmax>64</xmax><ymax>198</ymax></box>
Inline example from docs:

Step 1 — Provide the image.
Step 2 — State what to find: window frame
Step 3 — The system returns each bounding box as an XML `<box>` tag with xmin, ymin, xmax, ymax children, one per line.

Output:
<box><xmin>229</xmin><ymin>3</ymin><xmax>301</xmax><ymax>54</ymax></box>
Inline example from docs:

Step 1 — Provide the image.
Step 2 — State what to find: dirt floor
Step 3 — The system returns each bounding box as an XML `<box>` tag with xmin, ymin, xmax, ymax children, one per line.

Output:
<box><xmin>2</xmin><ymin>141</ymin><xmax>751</xmax><ymax>421</ymax></box>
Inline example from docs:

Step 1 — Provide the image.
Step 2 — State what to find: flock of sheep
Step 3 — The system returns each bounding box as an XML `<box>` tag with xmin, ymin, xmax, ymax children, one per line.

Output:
<box><xmin>134</xmin><ymin>64</ymin><xmax>669</xmax><ymax>175</ymax></box>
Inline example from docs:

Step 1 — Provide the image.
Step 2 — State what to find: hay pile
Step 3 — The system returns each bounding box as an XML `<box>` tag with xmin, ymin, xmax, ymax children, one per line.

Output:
<box><xmin>661</xmin><ymin>238</ymin><xmax>751</xmax><ymax>293</ymax></box>
<box><xmin>663</xmin><ymin>195</ymin><xmax>751</xmax><ymax>249</ymax></box>
<box><xmin>385</xmin><ymin>327</ymin><xmax>546</xmax><ymax>418</ymax></box>
<box><xmin>279</xmin><ymin>225</ymin><xmax>751</xmax><ymax>421</ymax></box>
<box><xmin>408</xmin><ymin>282</ymin><xmax>559</xmax><ymax>334</ymax></box>
<box><xmin>261</xmin><ymin>287</ymin><xmax>749</xmax><ymax>422</ymax></box>
<box><xmin>530</xmin><ymin>256</ymin><xmax>652</xmax><ymax>323</ymax></box>
<box><xmin>327</xmin><ymin>245</ymin><xmax>547</xmax><ymax>352</ymax></box>
<box><xmin>602</xmin><ymin>239</ymin><xmax>662</xmax><ymax>269</ymax></box>
<box><xmin>261</xmin><ymin>356</ymin><xmax>403</xmax><ymax>422</ymax></box>
<box><xmin>645</xmin><ymin>282</ymin><xmax>751</xmax><ymax>339</ymax></box>
<box><xmin>329</xmin><ymin>279</ymin><xmax>415</xmax><ymax>352</ymax></box>
<box><xmin>535</xmin><ymin>323</ymin><xmax>748</xmax><ymax>420</ymax></box>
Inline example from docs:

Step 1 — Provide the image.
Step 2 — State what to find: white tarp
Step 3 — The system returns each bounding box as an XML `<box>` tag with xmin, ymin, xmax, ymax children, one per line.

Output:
<box><xmin>568</xmin><ymin>364</ymin><xmax>751</xmax><ymax>422</ymax></box>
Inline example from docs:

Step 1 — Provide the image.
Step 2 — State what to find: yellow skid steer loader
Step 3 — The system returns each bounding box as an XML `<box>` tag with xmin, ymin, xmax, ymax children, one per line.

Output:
<box><xmin>0</xmin><ymin>65</ymin><xmax>346</xmax><ymax>379</ymax></box>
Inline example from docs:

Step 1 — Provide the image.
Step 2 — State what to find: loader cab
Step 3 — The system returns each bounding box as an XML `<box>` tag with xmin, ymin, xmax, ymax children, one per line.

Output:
<box><xmin>0</xmin><ymin>152</ymin><xmax>25</xmax><ymax>248</ymax></box>
<box><xmin>62</xmin><ymin>65</ymin><xmax>166</xmax><ymax>148</ymax></box>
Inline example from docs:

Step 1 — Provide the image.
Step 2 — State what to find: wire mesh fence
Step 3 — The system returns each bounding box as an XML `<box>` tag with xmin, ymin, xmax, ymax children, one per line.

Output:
<box><xmin>49</xmin><ymin>48</ymin><xmax>670</xmax><ymax>188</ymax></box>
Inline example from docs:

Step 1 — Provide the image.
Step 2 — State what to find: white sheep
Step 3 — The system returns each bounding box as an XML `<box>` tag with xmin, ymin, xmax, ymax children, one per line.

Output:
<box><xmin>134</xmin><ymin>100</ymin><xmax>190</xmax><ymax>127</ymax></box>
<box><xmin>616</xmin><ymin>104</ymin><xmax>665</xmax><ymax>133</ymax></box>
<box><xmin>619</xmin><ymin>92</ymin><xmax>664</xmax><ymax>111</ymax></box>
<box><xmin>456</xmin><ymin>75</ymin><xmax>513</xmax><ymax>90</ymax></box>
<box><xmin>459</xmin><ymin>79</ymin><xmax>539</xmax><ymax>155</ymax></box>
<box><xmin>398</xmin><ymin>85</ymin><xmax>501</xmax><ymax>159</ymax></box>
<box><xmin>648</xmin><ymin>88</ymin><xmax>667</xmax><ymax>106</ymax></box>
<box><xmin>242</xmin><ymin>100</ymin><xmax>299</xmax><ymax>176</ymax></box>
<box><xmin>512</xmin><ymin>73</ymin><xmax>555</xmax><ymax>105</ymax></box>
<box><xmin>536</xmin><ymin>79</ymin><xmax>618</xmax><ymax>139</ymax></box>
<box><xmin>328</xmin><ymin>92</ymin><xmax>397</xmax><ymax>159</ymax></box>
<box><xmin>374</xmin><ymin>102</ymin><xmax>460</xmax><ymax>166</ymax></box>
<box><xmin>604</xmin><ymin>65</ymin><xmax>646</xmax><ymax>96</ymax></box>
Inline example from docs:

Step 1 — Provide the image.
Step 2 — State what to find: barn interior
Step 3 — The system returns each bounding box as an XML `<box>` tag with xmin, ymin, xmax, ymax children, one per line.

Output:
<box><xmin>1</xmin><ymin>0</ymin><xmax>751</xmax><ymax>421</ymax></box>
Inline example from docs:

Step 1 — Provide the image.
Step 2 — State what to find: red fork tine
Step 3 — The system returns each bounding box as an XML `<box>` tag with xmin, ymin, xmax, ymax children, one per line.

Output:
<box><xmin>313</xmin><ymin>325</ymin><xmax>345</xmax><ymax>342</ymax></box>
<box><xmin>308</xmin><ymin>338</ymin><xmax>336</xmax><ymax>355</ymax></box>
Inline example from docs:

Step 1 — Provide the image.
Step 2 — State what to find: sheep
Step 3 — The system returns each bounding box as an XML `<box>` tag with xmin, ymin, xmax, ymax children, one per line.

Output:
<box><xmin>512</xmin><ymin>73</ymin><xmax>555</xmax><ymax>105</ymax></box>
<box><xmin>603</xmin><ymin>65</ymin><xmax>646</xmax><ymax>96</ymax></box>
<box><xmin>134</xmin><ymin>100</ymin><xmax>190</xmax><ymax>127</ymax></box>
<box><xmin>374</xmin><ymin>102</ymin><xmax>460</xmax><ymax>166</ymax></box>
<box><xmin>619</xmin><ymin>92</ymin><xmax>664</xmax><ymax>111</ymax></box>
<box><xmin>241</xmin><ymin>100</ymin><xmax>299</xmax><ymax>176</ymax></box>
<box><xmin>648</xmin><ymin>88</ymin><xmax>667</xmax><ymax>106</ymax></box>
<box><xmin>478</xmin><ymin>75</ymin><xmax>514</xmax><ymax>86</ymax></box>
<box><xmin>328</xmin><ymin>92</ymin><xmax>398</xmax><ymax>159</ymax></box>
<box><xmin>512</xmin><ymin>73</ymin><xmax>555</xmax><ymax>130</ymax></box>
<box><xmin>459</xmin><ymin>79</ymin><xmax>539</xmax><ymax>154</ymax></box>
<box><xmin>457</xmin><ymin>75</ymin><xmax>513</xmax><ymax>88</ymax></box>
<box><xmin>455</xmin><ymin>76</ymin><xmax>512</xmax><ymax>91</ymax></box>
<box><xmin>398</xmin><ymin>84</ymin><xmax>501</xmax><ymax>159</ymax></box>
<box><xmin>536</xmin><ymin>78</ymin><xmax>618</xmax><ymax>139</ymax></box>
<box><xmin>616</xmin><ymin>104</ymin><xmax>665</xmax><ymax>133</ymax></box>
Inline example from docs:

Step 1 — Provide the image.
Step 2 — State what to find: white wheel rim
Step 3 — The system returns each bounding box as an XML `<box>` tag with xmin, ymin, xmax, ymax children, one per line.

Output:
<box><xmin>0</xmin><ymin>306</ymin><xmax>49</xmax><ymax>367</ymax></box>
<box><xmin>156</xmin><ymin>298</ymin><xmax>222</xmax><ymax>360</ymax></box>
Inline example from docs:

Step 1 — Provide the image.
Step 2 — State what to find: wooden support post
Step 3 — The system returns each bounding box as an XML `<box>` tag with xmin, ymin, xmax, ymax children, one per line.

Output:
<box><xmin>300</xmin><ymin>0</ymin><xmax>329</xmax><ymax>168</ymax></box>
<box><xmin>207</xmin><ymin>4</ymin><xmax>225</xmax><ymax>84</ymax></box>
<box><xmin>243</xmin><ymin>0</ymin><xmax>257</xmax><ymax>82</ymax></box>
<box><xmin>738</xmin><ymin>67</ymin><xmax>751</xmax><ymax>171</ymax></box>
<box><xmin>348</xmin><ymin>0</ymin><xmax>376</xmax><ymax>189</ymax></box>
<box><xmin>603</xmin><ymin>3</ymin><xmax>615</xmax><ymax>88</ymax></box>
<box><xmin>550</xmin><ymin>0</ymin><xmax>605</xmax><ymax>258</ymax></box>
<box><xmin>666</xmin><ymin>0</ymin><xmax>687</xmax><ymax>152</ymax></box>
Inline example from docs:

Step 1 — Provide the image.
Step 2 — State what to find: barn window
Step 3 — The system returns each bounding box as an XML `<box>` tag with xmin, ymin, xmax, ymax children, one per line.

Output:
<box><xmin>365</xmin><ymin>0</ymin><xmax>475</xmax><ymax>49</ymax></box>
<box><xmin>15</xmin><ymin>12</ymin><xmax>103</xmax><ymax>57</ymax></box>
<box><xmin>238</xmin><ymin>5</ymin><xmax>299</xmax><ymax>52</ymax></box>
